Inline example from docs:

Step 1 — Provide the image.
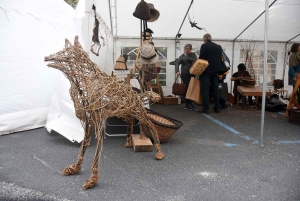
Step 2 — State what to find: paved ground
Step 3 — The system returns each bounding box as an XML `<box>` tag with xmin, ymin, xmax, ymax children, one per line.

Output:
<box><xmin>0</xmin><ymin>104</ymin><xmax>300</xmax><ymax>201</ymax></box>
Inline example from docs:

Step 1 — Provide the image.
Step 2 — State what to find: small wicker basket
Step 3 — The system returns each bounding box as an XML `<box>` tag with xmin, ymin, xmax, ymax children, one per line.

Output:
<box><xmin>142</xmin><ymin>109</ymin><xmax>183</xmax><ymax>143</ymax></box>
<box><xmin>288</xmin><ymin>109</ymin><xmax>300</xmax><ymax>125</ymax></box>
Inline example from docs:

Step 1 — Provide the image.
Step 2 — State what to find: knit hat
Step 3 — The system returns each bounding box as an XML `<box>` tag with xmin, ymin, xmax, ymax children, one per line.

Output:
<box><xmin>140</xmin><ymin>44</ymin><xmax>158</xmax><ymax>64</ymax></box>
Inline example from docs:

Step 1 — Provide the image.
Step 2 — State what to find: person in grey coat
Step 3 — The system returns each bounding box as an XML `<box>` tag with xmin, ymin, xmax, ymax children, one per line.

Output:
<box><xmin>175</xmin><ymin>44</ymin><xmax>198</xmax><ymax>110</ymax></box>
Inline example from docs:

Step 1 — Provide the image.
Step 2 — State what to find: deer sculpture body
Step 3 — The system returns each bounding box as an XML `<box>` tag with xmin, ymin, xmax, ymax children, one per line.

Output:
<box><xmin>44</xmin><ymin>36</ymin><xmax>164</xmax><ymax>189</ymax></box>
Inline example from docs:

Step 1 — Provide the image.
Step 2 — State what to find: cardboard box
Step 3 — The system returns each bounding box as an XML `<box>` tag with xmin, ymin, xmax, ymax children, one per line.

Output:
<box><xmin>163</xmin><ymin>96</ymin><xmax>179</xmax><ymax>105</ymax></box>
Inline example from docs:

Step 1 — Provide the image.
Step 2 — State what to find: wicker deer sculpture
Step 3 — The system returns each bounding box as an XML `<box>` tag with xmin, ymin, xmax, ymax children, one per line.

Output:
<box><xmin>44</xmin><ymin>36</ymin><xmax>164</xmax><ymax>189</ymax></box>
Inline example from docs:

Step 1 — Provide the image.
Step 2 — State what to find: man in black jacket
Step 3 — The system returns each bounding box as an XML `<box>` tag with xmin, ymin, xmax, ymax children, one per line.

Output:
<box><xmin>199</xmin><ymin>34</ymin><xmax>225</xmax><ymax>113</ymax></box>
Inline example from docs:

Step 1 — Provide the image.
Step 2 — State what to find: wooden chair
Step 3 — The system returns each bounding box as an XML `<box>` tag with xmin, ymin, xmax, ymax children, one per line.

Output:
<box><xmin>273</xmin><ymin>79</ymin><xmax>288</xmax><ymax>99</ymax></box>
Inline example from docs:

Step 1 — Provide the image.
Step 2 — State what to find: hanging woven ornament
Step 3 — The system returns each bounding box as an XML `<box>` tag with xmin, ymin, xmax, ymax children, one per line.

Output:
<box><xmin>115</xmin><ymin>50</ymin><xmax>128</xmax><ymax>70</ymax></box>
<box><xmin>90</xmin><ymin>13</ymin><xmax>101</xmax><ymax>56</ymax></box>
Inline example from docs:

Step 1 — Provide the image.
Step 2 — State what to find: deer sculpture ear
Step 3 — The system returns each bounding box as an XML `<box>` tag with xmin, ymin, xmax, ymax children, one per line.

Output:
<box><xmin>65</xmin><ymin>38</ymin><xmax>72</xmax><ymax>48</ymax></box>
<box><xmin>74</xmin><ymin>36</ymin><xmax>79</xmax><ymax>46</ymax></box>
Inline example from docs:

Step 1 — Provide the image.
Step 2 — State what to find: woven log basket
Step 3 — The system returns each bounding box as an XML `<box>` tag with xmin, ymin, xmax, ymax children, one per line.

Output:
<box><xmin>142</xmin><ymin>109</ymin><xmax>183</xmax><ymax>143</ymax></box>
<box><xmin>288</xmin><ymin>109</ymin><xmax>300</xmax><ymax>125</ymax></box>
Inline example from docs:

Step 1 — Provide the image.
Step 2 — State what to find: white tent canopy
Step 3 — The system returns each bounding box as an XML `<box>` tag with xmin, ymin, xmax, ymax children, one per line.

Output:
<box><xmin>115</xmin><ymin>0</ymin><xmax>300</xmax><ymax>42</ymax></box>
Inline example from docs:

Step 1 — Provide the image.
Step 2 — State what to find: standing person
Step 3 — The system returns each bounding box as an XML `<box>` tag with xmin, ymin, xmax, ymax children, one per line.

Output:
<box><xmin>288</xmin><ymin>43</ymin><xmax>300</xmax><ymax>89</ymax></box>
<box><xmin>231</xmin><ymin>63</ymin><xmax>253</xmax><ymax>105</ymax></box>
<box><xmin>198</xmin><ymin>34</ymin><xmax>225</xmax><ymax>113</ymax></box>
<box><xmin>175</xmin><ymin>44</ymin><xmax>198</xmax><ymax>110</ymax></box>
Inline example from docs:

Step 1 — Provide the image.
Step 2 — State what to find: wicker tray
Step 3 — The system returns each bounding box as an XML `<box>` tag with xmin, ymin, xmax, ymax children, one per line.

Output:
<box><xmin>142</xmin><ymin>109</ymin><xmax>183</xmax><ymax>143</ymax></box>
<box><xmin>288</xmin><ymin>109</ymin><xmax>300</xmax><ymax>125</ymax></box>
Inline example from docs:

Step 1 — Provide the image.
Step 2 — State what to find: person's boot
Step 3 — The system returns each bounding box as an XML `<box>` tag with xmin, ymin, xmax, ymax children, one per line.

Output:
<box><xmin>184</xmin><ymin>104</ymin><xmax>193</xmax><ymax>110</ymax></box>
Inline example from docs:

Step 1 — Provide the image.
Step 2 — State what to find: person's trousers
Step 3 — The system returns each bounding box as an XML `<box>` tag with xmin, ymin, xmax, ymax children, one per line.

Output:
<box><xmin>234</xmin><ymin>92</ymin><xmax>253</xmax><ymax>104</ymax></box>
<box><xmin>200</xmin><ymin>73</ymin><xmax>220</xmax><ymax>110</ymax></box>
<box><xmin>219</xmin><ymin>98</ymin><xmax>226</xmax><ymax>108</ymax></box>
<box><xmin>181</xmin><ymin>72</ymin><xmax>192</xmax><ymax>106</ymax></box>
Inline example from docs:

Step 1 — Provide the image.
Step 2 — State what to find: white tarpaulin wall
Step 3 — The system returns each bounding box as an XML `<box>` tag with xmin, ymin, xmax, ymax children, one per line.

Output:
<box><xmin>0</xmin><ymin>0</ymin><xmax>114</xmax><ymax>140</ymax></box>
<box><xmin>0</xmin><ymin>0</ymin><xmax>74</xmax><ymax>135</ymax></box>
<box><xmin>45</xmin><ymin>0</ymin><xmax>114</xmax><ymax>142</ymax></box>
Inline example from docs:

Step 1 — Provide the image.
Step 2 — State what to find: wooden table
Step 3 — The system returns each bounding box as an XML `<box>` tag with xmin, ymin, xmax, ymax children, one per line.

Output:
<box><xmin>237</xmin><ymin>86</ymin><xmax>268</xmax><ymax>108</ymax></box>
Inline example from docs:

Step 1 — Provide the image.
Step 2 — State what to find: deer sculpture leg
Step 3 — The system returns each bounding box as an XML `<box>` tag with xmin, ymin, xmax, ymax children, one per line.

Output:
<box><xmin>82</xmin><ymin>121</ymin><xmax>104</xmax><ymax>189</ymax></box>
<box><xmin>125</xmin><ymin>117</ymin><xmax>134</xmax><ymax>147</ymax></box>
<box><xmin>62</xmin><ymin>122</ymin><xmax>93</xmax><ymax>176</ymax></box>
<box><xmin>144</xmin><ymin>119</ymin><xmax>164</xmax><ymax>160</ymax></box>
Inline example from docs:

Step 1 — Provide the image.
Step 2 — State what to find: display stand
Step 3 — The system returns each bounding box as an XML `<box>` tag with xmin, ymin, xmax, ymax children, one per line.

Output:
<box><xmin>132</xmin><ymin>125</ymin><xmax>153</xmax><ymax>152</ymax></box>
<box><xmin>285</xmin><ymin>75</ymin><xmax>300</xmax><ymax>117</ymax></box>
<box><xmin>131</xmin><ymin>19</ymin><xmax>154</xmax><ymax>151</ymax></box>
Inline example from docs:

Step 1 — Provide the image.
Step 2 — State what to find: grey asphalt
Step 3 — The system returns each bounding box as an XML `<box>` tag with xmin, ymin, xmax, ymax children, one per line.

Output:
<box><xmin>0</xmin><ymin>104</ymin><xmax>300</xmax><ymax>201</ymax></box>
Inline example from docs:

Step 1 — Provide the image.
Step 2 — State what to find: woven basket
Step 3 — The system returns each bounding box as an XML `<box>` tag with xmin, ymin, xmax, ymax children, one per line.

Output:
<box><xmin>142</xmin><ymin>109</ymin><xmax>183</xmax><ymax>143</ymax></box>
<box><xmin>115</xmin><ymin>56</ymin><xmax>127</xmax><ymax>70</ymax></box>
<box><xmin>189</xmin><ymin>59</ymin><xmax>209</xmax><ymax>75</ymax></box>
<box><xmin>288</xmin><ymin>109</ymin><xmax>300</xmax><ymax>125</ymax></box>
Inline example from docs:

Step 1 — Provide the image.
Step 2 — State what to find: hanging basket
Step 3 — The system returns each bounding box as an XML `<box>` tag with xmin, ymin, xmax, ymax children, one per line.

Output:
<box><xmin>142</xmin><ymin>109</ymin><xmax>183</xmax><ymax>143</ymax></box>
<box><xmin>288</xmin><ymin>109</ymin><xmax>300</xmax><ymax>125</ymax></box>
<box><xmin>115</xmin><ymin>56</ymin><xmax>127</xmax><ymax>70</ymax></box>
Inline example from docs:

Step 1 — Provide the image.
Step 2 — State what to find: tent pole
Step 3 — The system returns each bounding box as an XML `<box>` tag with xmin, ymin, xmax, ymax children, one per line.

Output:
<box><xmin>114</xmin><ymin>0</ymin><xmax>118</xmax><ymax>36</ymax></box>
<box><xmin>286</xmin><ymin>33</ymin><xmax>300</xmax><ymax>43</ymax></box>
<box><xmin>117</xmin><ymin>36</ymin><xmax>287</xmax><ymax>43</ymax></box>
<box><xmin>175</xmin><ymin>0</ymin><xmax>194</xmax><ymax>40</ymax></box>
<box><xmin>231</xmin><ymin>41</ymin><xmax>235</xmax><ymax>93</ymax></box>
<box><xmin>283</xmin><ymin>33</ymin><xmax>300</xmax><ymax>80</ymax></box>
<box><xmin>282</xmin><ymin>43</ymin><xmax>287</xmax><ymax>80</ymax></box>
<box><xmin>108</xmin><ymin>0</ymin><xmax>113</xmax><ymax>35</ymax></box>
<box><xmin>260</xmin><ymin>0</ymin><xmax>270</xmax><ymax>146</ymax></box>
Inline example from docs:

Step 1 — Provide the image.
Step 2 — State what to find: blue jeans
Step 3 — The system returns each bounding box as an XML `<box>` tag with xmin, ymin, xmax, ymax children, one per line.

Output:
<box><xmin>200</xmin><ymin>73</ymin><xmax>220</xmax><ymax>110</ymax></box>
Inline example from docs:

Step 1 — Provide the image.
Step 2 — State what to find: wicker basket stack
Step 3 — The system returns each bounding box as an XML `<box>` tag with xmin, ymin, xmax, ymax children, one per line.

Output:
<box><xmin>142</xmin><ymin>109</ymin><xmax>183</xmax><ymax>143</ymax></box>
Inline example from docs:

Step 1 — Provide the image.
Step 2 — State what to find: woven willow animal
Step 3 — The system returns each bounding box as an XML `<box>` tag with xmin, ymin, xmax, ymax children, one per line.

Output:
<box><xmin>44</xmin><ymin>36</ymin><xmax>164</xmax><ymax>189</ymax></box>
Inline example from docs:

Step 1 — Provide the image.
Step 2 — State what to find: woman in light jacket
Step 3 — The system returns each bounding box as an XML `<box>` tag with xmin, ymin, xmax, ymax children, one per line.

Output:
<box><xmin>175</xmin><ymin>44</ymin><xmax>197</xmax><ymax>110</ymax></box>
<box><xmin>288</xmin><ymin>43</ymin><xmax>300</xmax><ymax>89</ymax></box>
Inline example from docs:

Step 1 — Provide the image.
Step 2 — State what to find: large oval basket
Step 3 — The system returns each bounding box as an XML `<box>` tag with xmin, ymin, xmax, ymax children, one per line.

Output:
<box><xmin>142</xmin><ymin>109</ymin><xmax>183</xmax><ymax>143</ymax></box>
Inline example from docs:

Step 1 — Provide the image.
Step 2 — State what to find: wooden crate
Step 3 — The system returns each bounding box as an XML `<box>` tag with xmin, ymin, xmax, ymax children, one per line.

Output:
<box><xmin>163</xmin><ymin>96</ymin><xmax>179</xmax><ymax>105</ymax></box>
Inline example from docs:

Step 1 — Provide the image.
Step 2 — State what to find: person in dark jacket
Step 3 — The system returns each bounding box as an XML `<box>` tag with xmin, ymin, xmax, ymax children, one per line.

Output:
<box><xmin>231</xmin><ymin>63</ymin><xmax>253</xmax><ymax>105</ymax></box>
<box><xmin>198</xmin><ymin>34</ymin><xmax>225</xmax><ymax>113</ymax></box>
<box><xmin>175</xmin><ymin>44</ymin><xmax>198</xmax><ymax>110</ymax></box>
